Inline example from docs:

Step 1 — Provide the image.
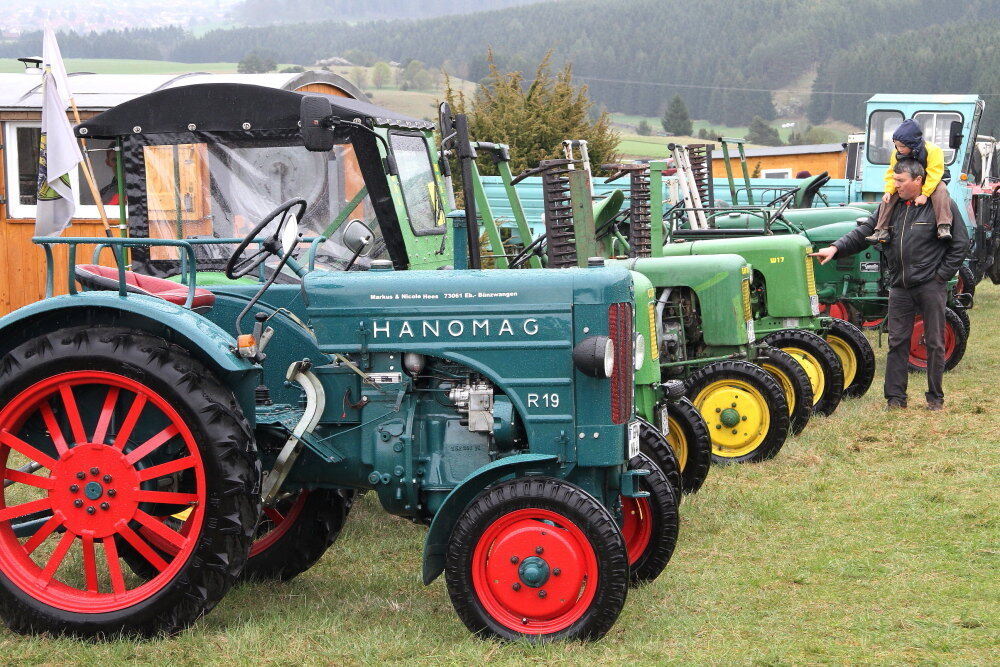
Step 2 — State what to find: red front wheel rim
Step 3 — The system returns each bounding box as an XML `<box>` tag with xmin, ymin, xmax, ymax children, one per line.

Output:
<box><xmin>470</xmin><ymin>508</ymin><xmax>598</xmax><ymax>635</ymax></box>
<box><xmin>620</xmin><ymin>497</ymin><xmax>653</xmax><ymax>566</ymax></box>
<box><xmin>908</xmin><ymin>317</ymin><xmax>957</xmax><ymax>367</ymax></box>
<box><xmin>250</xmin><ymin>491</ymin><xmax>309</xmax><ymax>557</ymax></box>
<box><xmin>0</xmin><ymin>371</ymin><xmax>206</xmax><ymax>614</ymax></box>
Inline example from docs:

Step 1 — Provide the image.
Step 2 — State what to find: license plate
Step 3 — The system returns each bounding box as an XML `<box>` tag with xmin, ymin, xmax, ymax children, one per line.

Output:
<box><xmin>658</xmin><ymin>405</ymin><xmax>670</xmax><ymax>437</ymax></box>
<box><xmin>746</xmin><ymin>319</ymin><xmax>756</xmax><ymax>343</ymax></box>
<box><xmin>628</xmin><ymin>421</ymin><xmax>640</xmax><ymax>460</ymax></box>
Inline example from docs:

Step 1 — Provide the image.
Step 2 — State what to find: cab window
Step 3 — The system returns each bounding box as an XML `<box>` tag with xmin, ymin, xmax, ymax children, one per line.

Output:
<box><xmin>389</xmin><ymin>132</ymin><xmax>444</xmax><ymax>235</ymax></box>
<box><xmin>866</xmin><ymin>110</ymin><xmax>903</xmax><ymax>165</ymax></box>
<box><xmin>913</xmin><ymin>111</ymin><xmax>963</xmax><ymax>164</ymax></box>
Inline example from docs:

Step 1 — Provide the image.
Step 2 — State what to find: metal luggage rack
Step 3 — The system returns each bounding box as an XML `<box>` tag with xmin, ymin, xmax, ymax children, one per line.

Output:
<box><xmin>34</xmin><ymin>235</ymin><xmax>326</xmax><ymax>308</ymax></box>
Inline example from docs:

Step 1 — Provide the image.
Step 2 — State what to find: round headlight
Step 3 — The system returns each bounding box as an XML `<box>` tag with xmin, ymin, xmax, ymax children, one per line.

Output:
<box><xmin>633</xmin><ymin>332</ymin><xmax>646</xmax><ymax>371</ymax></box>
<box><xmin>573</xmin><ymin>335</ymin><xmax>615</xmax><ymax>378</ymax></box>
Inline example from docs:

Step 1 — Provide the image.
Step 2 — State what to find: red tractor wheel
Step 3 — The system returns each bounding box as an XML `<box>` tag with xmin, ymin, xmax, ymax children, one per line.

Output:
<box><xmin>819</xmin><ymin>300</ymin><xmax>860</xmax><ymax>326</ymax></box>
<box><xmin>621</xmin><ymin>452</ymin><xmax>678</xmax><ymax>587</ymax></box>
<box><xmin>0</xmin><ymin>327</ymin><xmax>258</xmax><ymax>637</ymax></box>
<box><xmin>908</xmin><ymin>308</ymin><xmax>968</xmax><ymax>373</ymax></box>
<box><xmin>445</xmin><ymin>477</ymin><xmax>628</xmax><ymax>641</ymax></box>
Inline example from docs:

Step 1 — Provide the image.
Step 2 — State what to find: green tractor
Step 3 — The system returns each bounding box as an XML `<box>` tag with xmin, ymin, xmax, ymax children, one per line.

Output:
<box><xmin>709</xmin><ymin>136</ymin><xmax>972</xmax><ymax>372</ymax></box>
<box><xmin>467</xmin><ymin>144</ymin><xmax>791</xmax><ymax>465</ymax></box>
<box><xmin>0</xmin><ymin>85</ymin><xmax>679</xmax><ymax>641</ymax></box>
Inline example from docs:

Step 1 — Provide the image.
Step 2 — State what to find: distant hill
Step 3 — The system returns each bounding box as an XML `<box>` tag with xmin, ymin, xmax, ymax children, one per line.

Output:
<box><xmin>232</xmin><ymin>0</ymin><xmax>554</xmax><ymax>24</ymax></box>
<box><xmin>4</xmin><ymin>0</ymin><xmax>999</xmax><ymax>132</ymax></box>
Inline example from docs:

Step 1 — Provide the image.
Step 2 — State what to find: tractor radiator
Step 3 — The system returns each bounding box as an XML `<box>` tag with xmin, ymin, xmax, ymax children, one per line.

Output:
<box><xmin>539</xmin><ymin>159</ymin><xmax>578</xmax><ymax>268</ymax></box>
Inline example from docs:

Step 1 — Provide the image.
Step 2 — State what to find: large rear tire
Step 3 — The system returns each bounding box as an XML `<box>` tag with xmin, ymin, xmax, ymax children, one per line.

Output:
<box><xmin>685</xmin><ymin>360</ymin><xmax>789</xmax><ymax>464</ymax></box>
<box><xmin>0</xmin><ymin>327</ymin><xmax>259</xmax><ymax>637</ymax></box>
<box><xmin>908</xmin><ymin>308</ymin><xmax>968</xmax><ymax>373</ymax></box>
<box><xmin>445</xmin><ymin>477</ymin><xmax>628</xmax><ymax>641</ymax></box>
<box><xmin>656</xmin><ymin>398</ymin><xmax>711</xmax><ymax>494</ymax></box>
<box><xmin>758</xmin><ymin>346</ymin><xmax>814</xmax><ymax>435</ymax></box>
<box><xmin>763</xmin><ymin>329</ymin><xmax>845</xmax><ymax>417</ymax></box>
<box><xmin>823</xmin><ymin>318</ymin><xmax>876</xmax><ymax>399</ymax></box>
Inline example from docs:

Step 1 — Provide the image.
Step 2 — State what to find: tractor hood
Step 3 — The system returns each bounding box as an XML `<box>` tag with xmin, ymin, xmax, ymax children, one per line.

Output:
<box><xmin>659</xmin><ymin>235</ymin><xmax>816</xmax><ymax>319</ymax></box>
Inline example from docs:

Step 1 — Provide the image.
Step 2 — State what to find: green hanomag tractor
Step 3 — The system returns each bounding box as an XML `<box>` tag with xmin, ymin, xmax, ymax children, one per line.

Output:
<box><xmin>469</xmin><ymin>148</ymin><xmax>791</xmax><ymax>465</ymax></box>
<box><xmin>0</xmin><ymin>85</ymin><xmax>679</xmax><ymax>641</ymax></box>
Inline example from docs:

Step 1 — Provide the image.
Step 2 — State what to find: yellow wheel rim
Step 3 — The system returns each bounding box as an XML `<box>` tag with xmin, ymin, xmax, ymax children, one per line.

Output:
<box><xmin>762</xmin><ymin>362</ymin><xmax>795</xmax><ymax>416</ymax></box>
<box><xmin>825</xmin><ymin>335</ymin><xmax>857</xmax><ymax>387</ymax></box>
<box><xmin>781</xmin><ymin>346</ymin><xmax>825</xmax><ymax>405</ymax></box>
<box><xmin>664</xmin><ymin>415</ymin><xmax>688</xmax><ymax>470</ymax></box>
<box><xmin>692</xmin><ymin>379</ymin><xmax>770</xmax><ymax>458</ymax></box>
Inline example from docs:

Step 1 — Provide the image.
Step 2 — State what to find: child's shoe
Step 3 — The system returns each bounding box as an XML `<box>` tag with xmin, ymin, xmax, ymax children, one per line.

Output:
<box><xmin>937</xmin><ymin>224</ymin><xmax>952</xmax><ymax>241</ymax></box>
<box><xmin>865</xmin><ymin>229</ymin><xmax>890</xmax><ymax>244</ymax></box>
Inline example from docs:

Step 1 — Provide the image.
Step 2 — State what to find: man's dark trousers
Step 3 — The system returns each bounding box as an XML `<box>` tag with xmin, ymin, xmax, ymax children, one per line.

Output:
<box><xmin>885</xmin><ymin>279</ymin><xmax>948</xmax><ymax>404</ymax></box>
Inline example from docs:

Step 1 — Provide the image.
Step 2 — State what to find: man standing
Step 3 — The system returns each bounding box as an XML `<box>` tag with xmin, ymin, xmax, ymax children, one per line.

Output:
<box><xmin>810</xmin><ymin>159</ymin><xmax>969</xmax><ymax>410</ymax></box>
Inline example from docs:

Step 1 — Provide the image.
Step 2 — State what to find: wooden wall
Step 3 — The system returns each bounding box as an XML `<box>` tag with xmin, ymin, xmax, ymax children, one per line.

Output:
<box><xmin>0</xmin><ymin>111</ymin><xmax>117</xmax><ymax>316</ymax></box>
<box><xmin>712</xmin><ymin>151</ymin><xmax>847</xmax><ymax>180</ymax></box>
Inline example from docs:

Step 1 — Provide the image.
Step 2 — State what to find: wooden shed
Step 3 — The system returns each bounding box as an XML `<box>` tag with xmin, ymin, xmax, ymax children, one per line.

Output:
<box><xmin>711</xmin><ymin>143</ymin><xmax>848</xmax><ymax>181</ymax></box>
<box><xmin>0</xmin><ymin>69</ymin><xmax>362</xmax><ymax>315</ymax></box>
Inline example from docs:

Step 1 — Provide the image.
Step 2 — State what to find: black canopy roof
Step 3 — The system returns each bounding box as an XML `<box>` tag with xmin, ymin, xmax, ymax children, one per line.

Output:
<box><xmin>75</xmin><ymin>83</ymin><xmax>434</xmax><ymax>139</ymax></box>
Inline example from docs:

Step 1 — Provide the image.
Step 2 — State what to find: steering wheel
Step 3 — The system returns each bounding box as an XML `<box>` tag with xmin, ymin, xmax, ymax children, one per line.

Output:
<box><xmin>766</xmin><ymin>188</ymin><xmax>797</xmax><ymax>207</ymax></box>
<box><xmin>226</xmin><ymin>198</ymin><xmax>307</xmax><ymax>279</ymax></box>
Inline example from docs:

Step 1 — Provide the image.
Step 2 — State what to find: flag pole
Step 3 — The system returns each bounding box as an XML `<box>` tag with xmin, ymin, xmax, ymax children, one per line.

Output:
<box><xmin>65</xmin><ymin>96</ymin><xmax>115</xmax><ymax>238</ymax></box>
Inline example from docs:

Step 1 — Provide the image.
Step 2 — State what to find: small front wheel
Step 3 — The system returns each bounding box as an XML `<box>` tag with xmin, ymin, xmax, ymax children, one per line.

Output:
<box><xmin>622</xmin><ymin>452</ymin><xmax>678</xmax><ymax>587</ymax></box>
<box><xmin>445</xmin><ymin>477</ymin><xmax>628</xmax><ymax>641</ymax></box>
<box><xmin>823</xmin><ymin>318</ymin><xmax>876</xmax><ymax>398</ymax></box>
<box><xmin>759</xmin><ymin>346</ymin><xmax>814</xmax><ymax>435</ymax></box>
<box><xmin>657</xmin><ymin>398</ymin><xmax>711</xmax><ymax>494</ymax></box>
<box><xmin>763</xmin><ymin>329</ymin><xmax>845</xmax><ymax>416</ymax></box>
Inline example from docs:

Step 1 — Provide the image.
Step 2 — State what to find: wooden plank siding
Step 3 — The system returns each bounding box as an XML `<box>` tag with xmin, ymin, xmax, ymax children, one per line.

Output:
<box><xmin>1</xmin><ymin>110</ymin><xmax>117</xmax><ymax>315</ymax></box>
<box><xmin>712</xmin><ymin>151</ymin><xmax>847</xmax><ymax>181</ymax></box>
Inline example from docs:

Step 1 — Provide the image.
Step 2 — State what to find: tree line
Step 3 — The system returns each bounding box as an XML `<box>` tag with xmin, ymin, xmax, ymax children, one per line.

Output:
<box><xmin>2</xmin><ymin>0</ymin><xmax>997</xmax><ymax>130</ymax></box>
<box><xmin>233</xmin><ymin>0</ymin><xmax>549</xmax><ymax>24</ymax></box>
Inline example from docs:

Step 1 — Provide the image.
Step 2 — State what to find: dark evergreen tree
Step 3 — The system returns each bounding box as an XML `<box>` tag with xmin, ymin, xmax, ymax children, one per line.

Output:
<box><xmin>745</xmin><ymin>116</ymin><xmax>783</xmax><ymax>146</ymax></box>
<box><xmin>661</xmin><ymin>94</ymin><xmax>693</xmax><ymax>136</ymax></box>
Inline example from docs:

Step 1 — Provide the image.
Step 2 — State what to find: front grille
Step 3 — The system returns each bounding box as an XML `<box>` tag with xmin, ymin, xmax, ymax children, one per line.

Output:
<box><xmin>608</xmin><ymin>302</ymin><xmax>634</xmax><ymax>424</ymax></box>
<box><xmin>741</xmin><ymin>278</ymin><xmax>753</xmax><ymax>321</ymax></box>
<box><xmin>805</xmin><ymin>252</ymin><xmax>817</xmax><ymax>295</ymax></box>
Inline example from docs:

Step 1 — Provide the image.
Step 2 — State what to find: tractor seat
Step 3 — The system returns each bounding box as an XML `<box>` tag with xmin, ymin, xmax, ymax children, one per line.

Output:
<box><xmin>74</xmin><ymin>264</ymin><xmax>216</xmax><ymax>310</ymax></box>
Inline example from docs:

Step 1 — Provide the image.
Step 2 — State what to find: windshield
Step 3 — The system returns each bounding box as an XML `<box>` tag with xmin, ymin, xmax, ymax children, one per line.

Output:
<box><xmin>866</xmin><ymin>110</ymin><xmax>904</xmax><ymax>165</ymax></box>
<box><xmin>136</xmin><ymin>138</ymin><xmax>389</xmax><ymax>273</ymax></box>
<box><xmin>913</xmin><ymin>111</ymin><xmax>963</xmax><ymax>164</ymax></box>
<box><xmin>389</xmin><ymin>132</ymin><xmax>444</xmax><ymax>235</ymax></box>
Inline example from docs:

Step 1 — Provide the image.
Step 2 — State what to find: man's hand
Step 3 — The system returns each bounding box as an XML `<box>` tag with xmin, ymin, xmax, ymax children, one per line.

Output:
<box><xmin>809</xmin><ymin>246</ymin><xmax>838</xmax><ymax>265</ymax></box>
<box><xmin>882</xmin><ymin>192</ymin><xmax>892</xmax><ymax>203</ymax></box>
<box><xmin>914</xmin><ymin>194</ymin><xmax>928</xmax><ymax>206</ymax></box>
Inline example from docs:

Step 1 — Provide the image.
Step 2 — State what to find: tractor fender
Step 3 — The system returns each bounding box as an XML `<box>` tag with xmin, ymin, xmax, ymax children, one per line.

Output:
<box><xmin>421</xmin><ymin>453</ymin><xmax>559</xmax><ymax>585</ymax></box>
<box><xmin>0</xmin><ymin>293</ymin><xmax>260</xmax><ymax>418</ymax></box>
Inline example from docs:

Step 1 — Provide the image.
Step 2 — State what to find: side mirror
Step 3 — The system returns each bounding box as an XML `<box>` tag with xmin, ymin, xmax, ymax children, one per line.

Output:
<box><xmin>301</xmin><ymin>95</ymin><xmax>334</xmax><ymax>152</ymax></box>
<box><xmin>343</xmin><ymin>218</ymin><xmax>374</xmax><ymax>257</ymax></box>
<box><xmin>949</xmin><ymin>120</ymin><xmax>964</xmax><ymax>150</ymax></box>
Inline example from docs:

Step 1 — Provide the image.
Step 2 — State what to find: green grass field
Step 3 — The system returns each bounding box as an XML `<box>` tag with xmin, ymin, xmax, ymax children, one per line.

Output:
<box><xmin>0</xmin><ymin>286</ymin><xmax>997</xmax><ymax>662</ymax></box>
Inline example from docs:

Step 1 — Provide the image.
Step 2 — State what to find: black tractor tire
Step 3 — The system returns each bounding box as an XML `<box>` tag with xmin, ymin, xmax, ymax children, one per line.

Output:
<box><xmin>954</xmin><ymin>305</ymin><xmax>972</xmax><ymax>338</ymax></box>
<box><xmin>240</xmin><ymin>488</ymin><xmax>347</xmax><ymax>582</ymax></box>
<box><xmin>685</xmin><ymin>359</ymin><xmax>790</xmax><ymax>464</ymax></box>
<box><xmin>657</xmin><ymin>398</ymin><xmax>711</xmax><ymax>494</ymax></box>
<box><xmin>623</xmin><ymin>452</ymin><xmax>679</xmax><ymax>587</ymax></box>
<box><xmin>908</xmin><ymin>308</ymin><xmax>969</xmax><ymax>373</ymax></box>
<box><xmin>445</xmin><ymin>477</ymin><xmax>628</xmax><ymax>641</ymax></box>
<box><xmin>957</xmin><ymin>264</ymin><xmax>976</xmax><ymax>299</ymax></box>
<box><xmin>758</xmin><ymin>346</ymin><xmax>814</xmax><ymax>435</ymax></box>
<box><xmin>823</xmin><ymin>318</ymin><xmax>877</xmax><ymax>399</ymax></box>
<box><xmin>763</xmin><ymin>329</ymin><xmax>845</xmax><ymax>417</ymax></box>
<box><xmin>0</xmin><ymin>326</ymin><xmax>260</xmax><ymax>637</ymax></box>
<box><xmin>635</xmin><ymin>417</ymin><xmax>682</xmax><ymax>501</ymax></box>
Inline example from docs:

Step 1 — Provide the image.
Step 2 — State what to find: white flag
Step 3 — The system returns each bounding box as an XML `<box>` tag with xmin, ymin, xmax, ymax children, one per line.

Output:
<box><xmin>35</xmin><ymin>69</ymin><xmax>82</xmax><ymax>236</ymax></box>
<box><xmin>42</xmin><ymin>28</ymin><xmax>71</xmax><ymax>106</ymax></box>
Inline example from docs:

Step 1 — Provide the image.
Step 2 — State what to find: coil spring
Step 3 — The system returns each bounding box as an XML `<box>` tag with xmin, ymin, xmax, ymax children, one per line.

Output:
<box><xmin>539</xmin><ymin>159</ymin><xmax>578</xmax><ymax>269</ymax></box>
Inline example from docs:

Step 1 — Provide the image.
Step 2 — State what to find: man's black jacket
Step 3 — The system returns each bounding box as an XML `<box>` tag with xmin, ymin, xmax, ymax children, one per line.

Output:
<box><xmin>832</xmin><ymin>199</ymin><xmax>970</xmax><ymax>288</ymax></box>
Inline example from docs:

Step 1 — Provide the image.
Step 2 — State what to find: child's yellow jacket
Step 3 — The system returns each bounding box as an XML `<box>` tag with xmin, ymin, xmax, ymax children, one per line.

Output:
<box><xmin>884</xmin><ymin>141</ymin><xmax>945</xmax><ymax>197</ymax></box>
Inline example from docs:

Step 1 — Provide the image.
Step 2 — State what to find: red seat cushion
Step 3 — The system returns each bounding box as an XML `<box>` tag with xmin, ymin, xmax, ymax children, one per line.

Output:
<box><xmin>75</xmin><ymin>264</ymin><xmax>216</xmax><ymax>309</ymax></box>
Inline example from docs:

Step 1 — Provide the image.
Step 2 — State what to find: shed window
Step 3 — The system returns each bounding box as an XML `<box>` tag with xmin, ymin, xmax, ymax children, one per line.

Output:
<box><xmin>3</xmin><ymin>122</ymin><xmax>120</xmax><ymax>221</ymax></box>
